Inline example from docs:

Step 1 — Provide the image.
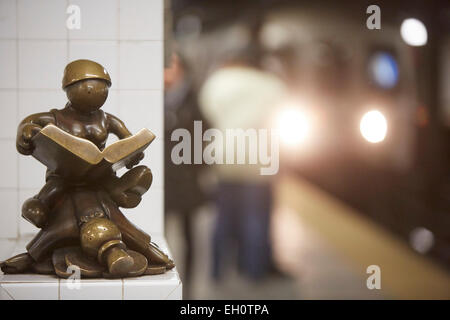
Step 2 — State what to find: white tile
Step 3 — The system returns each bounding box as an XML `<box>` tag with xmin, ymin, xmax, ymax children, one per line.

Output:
<box><xmin>19</xmin><ymin>156</ymin><xmax>47</xmax><ymax>189</ymax></box>
<box><xmin>102</xmin><ymin>89</ymin><xmax>119</xmax><ymax>118</ymax></box>
<box><xmin>0</xmin><ymin>40</ymin><xmax>17</xmax><ymax>88</ymax></box>
<box><xmin>116</xmin><ymin>89</ymin><xmax>163</xmax><ymax>188</ymax></box>
<box><xmin>122</xmin><ymin>187</ymin><xmax>163</xmax><ymax>235</ymax></box>
<box><xmin>68</xmin><ymin>40</ymin><xmax>119</xmax><ymax>89</ymax></box>
<box><xmin>1</xmin><ymin>282</ymin><xmax>59</xmax><ymax>299</ymax></box>
<box><xmin>118</xmin><ymin>89</ymin><xmax>163</xmax><ymax>137</ymax></box>
<box><xmin>119</xmin><ymin>41</ymin><xmax>163</xmax><ymax>90</ymax></box>
<box><xmin>0</xmin><ymin>286</ymin><xmax>13</xmax><ymax>300</ymax></box>
<box><xmin>0</xmin><ymin>90</ymin><xmax>18</xmax><ymax>139</ymax></box>
<box><xmin>0</xmin><ymin>0</ymin><xmax>17</xmax><ymax>39</ymax></box>
<box><xmin>138</xmin><ymin>138</ymin><xmax>163</xmax><ymax>189</ymax></box>
<box><xmin>0</xmin><ymin>190</ymin><xmax>18</xmax><ymax>239</ymax></box>
<box><xmin>0</xmin><ymin>239</ymin><xmax>16</xmax><ymax>261</ymax></box>
<box><xmin>68</xmin><ymin>0</ymin><xmax>118</xmax><ymax>40</ymax></box>
<box><xmin>119</xmin><ymin>0</ymin><xmax>163</xmax><ymax>40</ymax></box>
<box><xmin>18</xmin><ymin>40</ymin><xmax>67</xmax><ymax>89</ymax></box>
<box><xmin>60</xmin><ymin>279</ymin><xmax>122</xmax><ymax>300</ymax></box>
<box><xmin>18</xmin><ymin>188</ymin><xmax>41</xmax><ymax>237</ymax></box>
<box><xmin>12</xmin><ymin>236</ymin><xmax>33</xmax><ymax>251</ymax></box>
<box><xmin>123</xmin><ymin>276</ymin><xmax>181</xmax><ymax>300</ymax></box>
<box><xmin>166</xmin><ymin>283</ymin><xmax>182</xmax><ymax>300</ymax></box>
<box><xmin>0</xmin><ymin>273</ymin><xmax>57</xmax><ymax>283</ymax></box>
<box><xmin>0</xmin><ymin>189</ymin><xmax>18</xmax><ymax>239</ymax></box>
<box><xmin>0</xmin><ymin>139</ymin><xmax>18</xmax><ymax>188</ymax></box>
<box><xmin>131</xmin><ymin>268</ymin><xmax>180</xmax><ymax>283</ymax></box>
<box><xmin>18</xmin><ymin>0</ymin><xmax>67</xmax><ymax>39</ymax></box>
<box><xmin>18</xmin><ymin>89</ymin><xmax>67</xmax><ymax>121</ymax></box>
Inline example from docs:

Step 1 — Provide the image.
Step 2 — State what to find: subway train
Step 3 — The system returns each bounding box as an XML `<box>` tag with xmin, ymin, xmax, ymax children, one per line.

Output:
<box><xmin>258</xmin><ymin>2</ymin><xmax>450</xmax><ymax>270</ymax></box>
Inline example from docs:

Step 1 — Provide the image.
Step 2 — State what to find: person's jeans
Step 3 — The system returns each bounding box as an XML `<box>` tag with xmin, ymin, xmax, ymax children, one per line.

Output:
<box><xmin>212</xmin><ymin>182</ymin><xmax>273</xmax><ymax>281</ymax></box>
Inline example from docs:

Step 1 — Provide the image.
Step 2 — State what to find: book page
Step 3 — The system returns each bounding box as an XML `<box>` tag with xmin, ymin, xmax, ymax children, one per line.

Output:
<box><xmin>38</xmin><ymin>124</ymin><xmax>104</xmax><ymax>164</ymax></box>
<box><xmin>102</xmin><ymin>128</ymin><xmax>156</xmax><ymax>163</ymax></box>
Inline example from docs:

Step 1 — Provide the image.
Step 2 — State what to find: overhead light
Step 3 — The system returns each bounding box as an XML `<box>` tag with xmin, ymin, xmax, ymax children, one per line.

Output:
<box><xmin>360</xmin><ymin>110</ymin><xmax>387</xmax><ymax>143</ymax></box>
<box><xmin>400</xmin><ymin>18</ymin><xmax>428</xmax><ymax>46</ymax></box>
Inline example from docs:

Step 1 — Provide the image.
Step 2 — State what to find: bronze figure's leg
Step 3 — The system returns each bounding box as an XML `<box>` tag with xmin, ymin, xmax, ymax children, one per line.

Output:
<box><xmin>79</xmin><ymin>217</ymin><xmax>134</xmax><ymax>277</ymax></box>
<box><xmin>0</xmin><ymin>253</ymin><xmax>34</xmax><ymax>274</ymax></box>
<box><xmin>22</xmin><ymin>176</ymin><xmax>66</xmax><ymax>229</ymax></box>
<box><xmin>103</xmin><ymin>165</ymin><xmax>153</xmax><ymax>208</ymax></box>
<box><xmin>98</xmin><ymin>189</ymin><xmax>175</xmax><ymax>271</ymax></box>
<box><xmin>143</xmin><ymin>242</ymin><xmax>175</xmax><ymax>269</ymax></box>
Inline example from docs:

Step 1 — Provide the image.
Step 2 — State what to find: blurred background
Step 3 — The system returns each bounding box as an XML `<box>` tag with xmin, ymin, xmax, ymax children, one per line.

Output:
<box><xmin>163</xmin><ymin>0</ymin><xmax>450</xmax><ymax>299</ymax></box>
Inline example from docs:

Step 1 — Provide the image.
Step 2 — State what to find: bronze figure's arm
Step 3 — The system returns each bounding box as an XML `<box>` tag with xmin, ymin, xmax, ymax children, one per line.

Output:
<box><xmin>106</xmin><ymin>112</ymin><xmax>132</xmax><ymax>139</ymax></box>
<box><xmin>16</xmin><ymin>112</ymin><xmax>56</xmax><ymax>155</ymax></box>
<box><xmin>106</xmin><ymin>112</ymin><xmax>144</xmax><ymax>168</ymax></box>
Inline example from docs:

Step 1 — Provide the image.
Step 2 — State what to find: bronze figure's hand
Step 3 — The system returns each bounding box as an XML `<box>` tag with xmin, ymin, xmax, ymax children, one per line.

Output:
<box><xmin>17</xmin><ymin>123</ymin><xmax>41</xmax><ymax>155</ymax></box>
<box><xmin>126</xmin><ymin>151</ymin><xmax>145</xmax><ymax>169</ymax></box>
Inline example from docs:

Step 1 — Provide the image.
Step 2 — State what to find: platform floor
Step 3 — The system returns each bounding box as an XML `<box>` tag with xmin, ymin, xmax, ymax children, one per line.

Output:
<box><xmin>166</xmin><ymin>175</ymin><xmax>450</xmax><ymax>299</ymax></box>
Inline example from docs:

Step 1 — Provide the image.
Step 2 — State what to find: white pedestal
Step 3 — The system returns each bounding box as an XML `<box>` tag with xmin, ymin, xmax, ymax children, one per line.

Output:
<box><xmin>0</xmin><ymin>235</ymin><xmax>182</xmax><ymax>300</ymax></box>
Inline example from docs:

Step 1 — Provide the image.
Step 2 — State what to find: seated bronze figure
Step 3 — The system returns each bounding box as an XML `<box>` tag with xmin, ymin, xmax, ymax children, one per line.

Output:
<box><xmin>0</xmin><ymin>59</ymin><xmax>174</xmax><ymax>278</ymax></box>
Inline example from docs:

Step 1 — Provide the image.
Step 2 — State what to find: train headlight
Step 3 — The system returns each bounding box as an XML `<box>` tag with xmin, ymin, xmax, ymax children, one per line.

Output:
<box><xmin>400</xmin><ymin>18</ymin><xmax>427</xmax><ymax>47</ymax></box>
<box><xmin>360</xmin><ymin>110</ymin><xmax>387</xmax><ymax>143</ymax></box>
<box><xmin>277</xmin><ymin>107</ymin><xmax>310</xmax><ymax>146</ymax></box>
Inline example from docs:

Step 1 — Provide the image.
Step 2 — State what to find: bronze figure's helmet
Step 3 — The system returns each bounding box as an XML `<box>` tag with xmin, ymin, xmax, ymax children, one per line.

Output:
<box><xmin>62</xmin><ymin>59</ymin><xmax>112</xmax><ymax>90</ymax></box>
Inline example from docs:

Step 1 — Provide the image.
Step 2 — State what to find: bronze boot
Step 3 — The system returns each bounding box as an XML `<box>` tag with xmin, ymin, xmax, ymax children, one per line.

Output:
<box><xmin>80</xmin><ymin>217</ymin><xmax>134</xmax><ymax>277</ymax></box>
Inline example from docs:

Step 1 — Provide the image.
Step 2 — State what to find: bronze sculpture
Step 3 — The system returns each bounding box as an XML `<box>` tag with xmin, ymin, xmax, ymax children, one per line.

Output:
<box><xmin>0</xmin><ymin>59</ymin><xmax>174</xmax><ymax>278</ymax></box>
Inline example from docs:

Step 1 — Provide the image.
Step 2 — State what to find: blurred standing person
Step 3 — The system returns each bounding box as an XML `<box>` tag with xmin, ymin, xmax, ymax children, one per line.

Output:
<box><xmin>199</xmin><ymin>50</ymin><xmax>287</xmax><ymax>281</ymax></box>
<box><xmin>165</xmin><ymin>53</ymin><xmax>209</xmax><ymax>296</ymax></box>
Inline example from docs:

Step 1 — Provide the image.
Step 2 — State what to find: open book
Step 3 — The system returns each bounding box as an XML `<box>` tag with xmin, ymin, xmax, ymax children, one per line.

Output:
<box><xmin>31</xmin><ymin>124</ymin><xmax>155</xmax><ymax>180</ymax></box>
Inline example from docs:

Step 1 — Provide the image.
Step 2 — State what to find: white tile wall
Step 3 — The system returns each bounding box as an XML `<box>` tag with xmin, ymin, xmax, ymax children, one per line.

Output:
<box><xmin>141</xmin><ymin>139</ymin><xmax>164</xmax><ymax>190</ymax></box>
<box><xmin>18</xmin><ymin>156</ymin><xmax>46</xmax><ymax>189</ymax></box>
<box><xmin>0</xmin><ymin>0</ymin><xmax>165</xmax><ymax>240</ymax></box>
<box><xmin>123</xmin><ymin>273</ymin><xmax>181</xmax><ymax>300</ymax></box>
<box><xmin>60</xmin><ymin>278</ymin><xmax>123</xmax><ymax>300</ymax></box>
<box><xmin>119</xmin><ymin>41</ymin><xmax>163</xmax><ymax>90</ymax></box>
<box><xmin>0</xmin><ymin>189</ymin><xmax>18</xmax><ymax>238</ymax></box>
<box><xmin>17</xmin><ymin>0</ymin><xmax>67</xmax><ymax>39</ymax></box>
<box><xmin>0</xmin><ymin>90</ymin><xmax>17</xmax><ymax>139</ymax></box>
<box><xmin>18</xmin><ymin>40</ymin><xmax>68</xmax><ymax>89</ymax></box>
<box><xmin>18</xmin><ymin>89</ymin><xmax>67</xmax><ymax>120</ymax></box>
<box><xmin>0</xmin><ymin>0</ymin><xmax>17</xmax><ymax>39</ymax></box>
<box><xmin>118</xmin><ymin>89</ymin><xmax>163</xmax><ymax>138</ymax></box>
<box><xmin>119</xmin><ymin>0</ymin><xmax>163</xmax><ymax>41</ymax></box>
<box><xmin>123</xmin><ymin>186</ymin><xmax>164</xmax><ymax>236</ymax></box>
<box><xmin>0</xmin><ymin>140</ymin><xmax>18</xmax><ymax>188</ymax></box>
<box><xmin>1</xmin><ymin>282</ymin><xmax>59</xmax><ymax>300</ymax></box>
<box><xmin>68</xmin><ymin>0</ymin><xmax>119</xmax><ymax>40</ymax></box>
<box><xmin>0</xmin><ymin>286</ymin><xmax>13</xmax><ymax>300</ymax></box>
<box><xmin>0</xmin><ymin>40</ymin><xmax>17</xmax><ymax>88</ymax></box>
